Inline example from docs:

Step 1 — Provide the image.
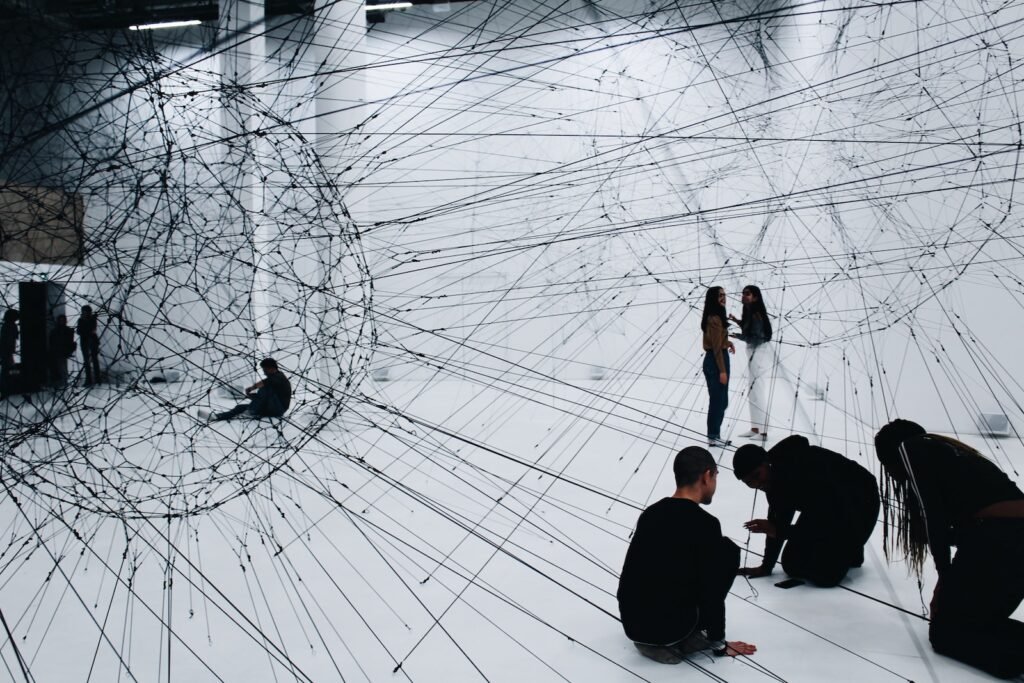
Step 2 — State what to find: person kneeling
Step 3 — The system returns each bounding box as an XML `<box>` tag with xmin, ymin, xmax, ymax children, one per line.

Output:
<box><xmin>617</xmin><ymin>446</ymin><xmax>756</xmax><ymax>663</ymax></box>
<box><xmin>210</xmin><ymin>358</ymin><xmax>291</xmax><ymax>421</ymax></box>
<box><xmin>733</xmin><ymin>436</ymin><xmax>879</xmax><ymax>587</ymax></box>
<box><xmin>876</xmin><ymin>420</ymin><xmax>1024</xmax><ymax>680</ymax></box>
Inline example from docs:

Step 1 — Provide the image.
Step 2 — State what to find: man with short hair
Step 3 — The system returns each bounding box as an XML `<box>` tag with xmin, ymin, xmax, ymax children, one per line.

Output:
<box><xmin>734</xmin><ymin>435</ymin><xmax>879</xmax><ymax>587</ymax></box>
<box><xmin>617</xmin><ymin>446</ymin><xmax>757</xmax><ymax>664</ymax></box>
<box><xmin>205</xmin><ymin>358</ymin><xmax>291</xmax><ymax>421</ymax></box>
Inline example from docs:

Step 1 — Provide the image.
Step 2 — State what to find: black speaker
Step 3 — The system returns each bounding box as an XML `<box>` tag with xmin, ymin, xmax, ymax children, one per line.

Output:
<box><xmin>18</xmin><ymin>281</ymin><xmax>65</xmax><ymax>391</ymax></box>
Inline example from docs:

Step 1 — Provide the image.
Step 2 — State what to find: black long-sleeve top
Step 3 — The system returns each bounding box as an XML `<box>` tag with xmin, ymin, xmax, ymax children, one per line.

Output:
<box><xmin>617</xmin><ymin>498</ymin><xmax>737</xmax><ymax>645</ymax></box>
<box><xmin>263</xmin><ymin>371</ymin><xmax>292</xmax><ymax>412</ymax></box>
<box><xmin>76</xmin><ymin>313</ymin><xmax>97</xmax><ymax>339</ymax></box>
<box><xmin>760</xmin><ymin>435</ymin><xmax>877</xmax><ymax>570</ymax></box>
<box><xmin>734</xmin><ymin>312</ymin><xmax>769</xmax><ymax>346</ymax></box>
<box><xmin>898</xmin><ymin>434</ymin><xmax>1024</xmax><ymax>576</ymax></box>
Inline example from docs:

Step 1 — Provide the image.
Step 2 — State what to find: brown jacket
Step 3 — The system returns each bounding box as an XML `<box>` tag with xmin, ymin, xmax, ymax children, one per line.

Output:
<box><xmin>702</xmin><ymin>316</ymin><xmax>728</xmax><ymax>373</ymax></box>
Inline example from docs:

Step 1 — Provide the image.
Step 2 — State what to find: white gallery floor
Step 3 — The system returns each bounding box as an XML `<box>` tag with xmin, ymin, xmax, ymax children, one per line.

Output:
<box><xmin>1</xmin><ymin>374</ymin><xmax>1020</xmax><ymax>682</ymax></box>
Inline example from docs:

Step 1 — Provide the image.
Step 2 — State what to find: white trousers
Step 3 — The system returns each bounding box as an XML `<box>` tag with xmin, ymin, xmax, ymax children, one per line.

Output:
<box><xmin>746</xmin><ymin>343</ymin><xmax>772</xmax><ymax>431</ymax></box>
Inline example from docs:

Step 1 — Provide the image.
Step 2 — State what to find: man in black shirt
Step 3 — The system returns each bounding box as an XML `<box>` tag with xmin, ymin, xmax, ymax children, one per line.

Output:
<box><xmin>207</xmin><ymin>358</ymin><xmax>291</xmax><ymax>421</ymax></box>
<box><xmin>618</xmin><ymin>446</ymin><xmax>757</xmax><ymax>664</ymax></box>
<box><xmin>734</xmin><ymin>436</ymin><xmax>879</xmax><ymax>587</ymax></box>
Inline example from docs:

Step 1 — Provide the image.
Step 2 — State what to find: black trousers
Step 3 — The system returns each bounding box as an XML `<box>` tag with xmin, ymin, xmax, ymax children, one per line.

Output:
<box><xmin>215</xmin><ymin>385</ymin><xmax>286</xmax><ymax>421</ymax></box>
<box><xmin>696</xmin><ymin>539</ymin><xmax>741</xmax><ymax>642</ymax></box>
<box><xmin>0</xmin><ymin>358</ymin><xmax>11</xmax><ymax>397</ymax></box>
<box><xmin>628</xmin><ymin>540</ymin><xmax>739</xmax><ymax>661</ymax></box>
<box><xmin>930</xmin><ymin>519</ymin><xmax>1024</xmax><ymax>679</ymax></box>
<box><xmin>50</xmin><ymin>356</ymin><xmax>68</xmax><ymax>387</ymax></box>
<box><xmin>80</xmin><ymin>335</ymin><xmax>100</xmax><ymax>384</ymax></box>
<box><xmin>781</xmin><ymin>477</ymin><xmax>880</xmax><ymax>587</ymax></box>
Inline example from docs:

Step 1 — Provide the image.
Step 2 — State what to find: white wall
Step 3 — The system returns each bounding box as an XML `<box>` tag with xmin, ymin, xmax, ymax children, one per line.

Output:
<box><xmin>355</xmin><ymin>0</ymin><xmax>1024</xmax><ymax>439</ymax></box>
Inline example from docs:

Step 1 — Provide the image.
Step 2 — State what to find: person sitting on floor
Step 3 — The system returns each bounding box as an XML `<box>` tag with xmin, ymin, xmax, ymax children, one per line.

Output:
<box><xmin>617</xmin><ymin>446</ymin><xmax>757</xmax><ymax>664</ymax></box>
<box><xmin>204</xmin><ymin>357</ymin><xmax>291</xmax><ymax>421</ymax></box>
<box><xmin>734</xmin><ymin>435</ymin><xmax>879</xmax><ymax>587</ymax></box>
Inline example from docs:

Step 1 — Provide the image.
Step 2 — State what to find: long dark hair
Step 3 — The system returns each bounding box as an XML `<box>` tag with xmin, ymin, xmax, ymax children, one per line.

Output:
<box><xmin>701</xmin><ymin>286</ymin><xmax>727</xmax><ymax>332</ymax></box>
<box><xmin>741</xmin><ymin>285</ymin><xmax>772</xmax><ymax>341</ymax></box>
<box><xmin>875</xmin><ymin>419</ymin><xmax>988</xmax><ymax>578</ymax></box>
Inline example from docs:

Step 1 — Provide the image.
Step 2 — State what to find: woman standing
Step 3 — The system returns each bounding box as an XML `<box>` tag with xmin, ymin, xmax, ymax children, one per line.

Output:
<box><xmin>874</xmin><ymin>419</ymin><xmax>1024</xmax><ymax>679</ymax></box>
<box><xmin>701</xmin><ymin>287</ymin><xmax>734</xmax><ymax>447</ymax></box>
<box><xmin>729</xmin><ymin>285</ymin><xmax>772</xmax><ymax>439</ymax></box>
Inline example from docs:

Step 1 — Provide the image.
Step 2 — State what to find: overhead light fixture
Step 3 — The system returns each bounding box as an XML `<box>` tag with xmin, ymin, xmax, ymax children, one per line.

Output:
<box><xmin>128</xmin><ymin>19</ymin><xmax>203</xmax><ymax>30</ymax></box>
<box><xmin>365</xmin><ymin>2</ymin><xmax>413</xmax><ymax>10</ymax></box>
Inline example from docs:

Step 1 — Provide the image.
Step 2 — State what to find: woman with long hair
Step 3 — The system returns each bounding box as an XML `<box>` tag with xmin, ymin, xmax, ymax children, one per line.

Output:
<box><xmin>701</xmin><ymin>287</ymin><xmax>734</xmax><ymax>447</ymax></box>
<box><xmin>729</xmin><ymin>285</ymin><xmax>773</xmax><ymax>439</ymax></box>
<box><xmin>874</xmin><ymin>419</ymin><xmax>1024</xmax><ymax>679</ymax></box>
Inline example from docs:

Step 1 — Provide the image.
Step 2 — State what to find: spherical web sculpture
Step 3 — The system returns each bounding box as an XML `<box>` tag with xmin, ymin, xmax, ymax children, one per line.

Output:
<box><xmin>1</xmin><ymin>17</ymin><xmax>373</xmax><ymax>519</ymax></box>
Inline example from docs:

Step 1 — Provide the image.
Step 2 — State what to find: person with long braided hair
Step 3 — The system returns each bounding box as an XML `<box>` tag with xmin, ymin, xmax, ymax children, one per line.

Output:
<box><xmin>875</xmin><ymin>419</ymin><xmax>1024</xmax><ymax>679</ymax></box>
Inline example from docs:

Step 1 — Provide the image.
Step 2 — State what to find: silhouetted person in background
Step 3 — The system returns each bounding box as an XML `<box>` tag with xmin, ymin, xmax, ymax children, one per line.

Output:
<box><xmin>77</xmin><ymin>305</ymin><xmax>100</xmax><ymax>385</ymax></box>
<box><xmin>876</xmin><ymin>420</ymin><xmax>1024</xmax><ymax>679</ymax></box>
<box><xmin>49</xmin><ymin>314</ymin><xmax>75</xmax><ymax>387</ymax></box>
<box><xmin>618</xmin><ymin>446</ymin><xmax>757</xmax><ymax>664</ymax></box>
<box><xmin>1</xmin><ymin>309</ymin><xmax>19</xmax><ymax>397</ymax></box>
<box><xmin>734</xmin><ymin>435</ymin><xmax>879</xmax><ymax>587</ymax></box>
<box><xmin>205</xmin><ymin>358</ymin><xmax>291</xmax><ymax>421</ymax></box>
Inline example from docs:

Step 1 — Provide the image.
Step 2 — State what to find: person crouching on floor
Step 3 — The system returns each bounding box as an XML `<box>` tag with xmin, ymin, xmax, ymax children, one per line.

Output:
<box><xmin>617</xmin><ymin>446</ymin><xmax>757</xmax><ymax>663</ymax></box>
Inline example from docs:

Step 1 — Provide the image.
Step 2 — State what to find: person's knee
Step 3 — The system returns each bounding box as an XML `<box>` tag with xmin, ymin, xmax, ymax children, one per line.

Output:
<box><xmin>252</xmin><ymin>402</ymin><xmax>285</xmax><ymax>418</ymax></box>
<box><xmin>928</xmin><ymin>612</ymin><xmax>982</xmax><ymax>654</ymax></box>
<box><xmin>808</xmin><ymin>566</ymin><xmax>846</xmax><ymax>587</ymax></box>
<box><xmin>930</xmin><ymin>618</ymin><xmax>1024</xmax><ymax>679</ymax></box>
<box><xmin>781</xmin><ymin>553</ymin><xmax>847</xmax><ymax>587</ymax></box>
<box><xmin>779</xmin><ymin>555</ymin><xmax>804</xmax><ymax>580</ymax></box>
<box><xmin>633</xmin><ymin>643</ymin><xmax>685</xmax><ymax>665</ymax></box>
<box><xmin>928</xmin><ymin>618</ymin><xmax>956</xmax><ymax>654</ymax></box>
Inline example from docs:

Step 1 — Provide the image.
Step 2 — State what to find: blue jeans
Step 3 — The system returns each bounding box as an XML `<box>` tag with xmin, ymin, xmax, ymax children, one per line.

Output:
<box><xmin>215</xmin><ymin>385</ymin><xmax>286</xmax><ymax>421</ymax></box>
<box><xmin>702</xmin><ymin>350</ymin><xmax>729</xmax><ymax>439</ymax></box>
